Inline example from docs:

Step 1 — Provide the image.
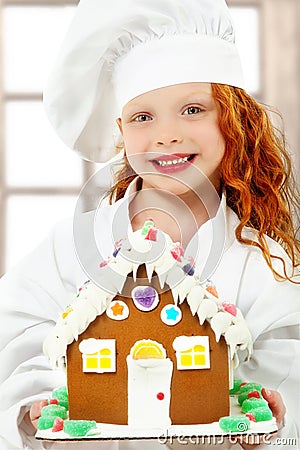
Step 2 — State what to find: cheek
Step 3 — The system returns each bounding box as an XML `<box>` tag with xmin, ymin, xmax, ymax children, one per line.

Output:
<box><xmin>123</xmin><ymin>135</ymin><xmax>150</xmax><ymax>175</ymax></box>
<box><xmin>198</xmin><ymin>125</ymin><xmax>225</xmax><ymax>157</ymax></box>
<box><xmin>123</xmin><ymin>130</ymin><xmax>148</xmax><ymax>157</ymax></box>
<box><xmin>215</xmin><ymin>133</ymin><xmax>225</xmax><ymax>159</ymax></box>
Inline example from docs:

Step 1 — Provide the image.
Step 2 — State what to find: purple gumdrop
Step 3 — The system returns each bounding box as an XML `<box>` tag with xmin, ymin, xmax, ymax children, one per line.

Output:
<box><xmin>113</xmin><ymin>247</ymin><xmax>121</xmax><ymax>257</ymax></box>
<box><xmin>134</xmin><ymin>286</ymin><xmax>156</xmax><ymax>308</ymax></box>
<box><xmin>182</xmin><ymin>263</ymin><xmax>195</xmax><ymax>276</ymax></box>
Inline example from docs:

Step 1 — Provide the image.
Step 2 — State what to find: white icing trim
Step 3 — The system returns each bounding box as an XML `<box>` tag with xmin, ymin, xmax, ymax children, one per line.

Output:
<box><xmin>173</xmin><ymin>336</ymin><xmax>207</xmax><ymax>351</ymax></box>
<box><xmin>43</xmin><ymin>227</ymin><xmax>253</xmax><ymax>369</ymax></box>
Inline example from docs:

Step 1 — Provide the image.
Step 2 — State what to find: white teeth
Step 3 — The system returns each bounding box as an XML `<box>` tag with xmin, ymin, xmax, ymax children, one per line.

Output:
<box><xmin>157</xmin><ymin>156</ymin><xmax>189</xmax><ymax>167</ymax></box>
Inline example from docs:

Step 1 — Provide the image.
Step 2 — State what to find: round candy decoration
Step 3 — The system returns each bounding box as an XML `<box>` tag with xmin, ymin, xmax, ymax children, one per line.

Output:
<box><xmin>106</xmin><ymin>300</ymin><xmax>129</xmax><ymax>320</ymax></box>
<box><xmin>131</xmin><ymin>286</ymin><xmax>159</xmax><ymax>312</ymax></box>
<box><xmin>219</xmin><ymin>415</ymin><xmax>250</xmax><ymax>433</ymax></box>
<box><xmin>160</xmin><ymin>304</ymin><xmax>182</xmax><ymax>326</ymax></box>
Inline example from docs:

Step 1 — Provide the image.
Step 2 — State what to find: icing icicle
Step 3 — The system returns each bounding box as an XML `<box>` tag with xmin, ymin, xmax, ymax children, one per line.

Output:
<box><xmin>43</xmin><ymin>220</ymin><xmax>253</xmax><ymax>369</ymax></box>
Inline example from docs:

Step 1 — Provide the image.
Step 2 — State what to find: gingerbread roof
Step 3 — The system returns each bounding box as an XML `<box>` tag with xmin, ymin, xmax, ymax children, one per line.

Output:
<box><xmin>43</xmin><ymin>223</ymin><xmax>253</xmax><ymax>370</ymax></box>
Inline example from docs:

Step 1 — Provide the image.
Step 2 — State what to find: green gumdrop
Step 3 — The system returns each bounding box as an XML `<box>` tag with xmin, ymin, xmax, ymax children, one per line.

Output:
<box><xmin>63</xmin><ymin>420</ymin><xmax>97</xmax><ymax>437</ymax></box>
<box><xmin>240</xmin><ymin>382</ymin><xmax>263</xmax><ymax>394</ymax></box>
<box><xmin>52</xmin><ymin>386</ymin><xmax>68</xmax><ymax>399</ymax></box>
<box><xmin>37</xmin><ymin>416</ymin><xmax>57</xmax><ymax>430</ymax></box>
<box><xmin>230</xmin><ymin>379</ymin><xmax>243</xmax><ymax>395</ymax></box>
<box><xmin>241</xmin><ymin>398</ymin><xmax>267</xmax><ymax>413</ymax></box>
<box><xmin>253</xmin><ymin>406</ymin><xmax>273</xmax><ymax>422</ymax></box>
<box><xmin>52</xmin><ymin>386</ymin><xmax>69</xmax><ymax>410</ymax></box>
<box><xmin>219</xmin><ymin>415</ymin><xmax>250</xmax><ymax>433</ymax></box>
<box><xmin>238</xmin><ymin>391</ymin><xmax>249</xmax><ymax>405</ymax></box>
<box><xmin>54</xmin><ymin>397</ymin><xmax>68</xmax><ymax>410</ymax></box>
<box><xmin>41</xmin><ymin>404</ymin><xmax>67</xmax><ymax>420</ymax></box>
<box><xmin>238</xmin><ymin>390</ymin><xmax>262</xmax><ymax>406</ymax></box>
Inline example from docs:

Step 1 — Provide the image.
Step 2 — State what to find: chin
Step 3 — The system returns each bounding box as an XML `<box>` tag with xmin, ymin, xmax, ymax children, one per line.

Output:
<box><xmin>141</xmin><ymin>174</ymin><xmax>191</xmax><ymax>195</ymax></box>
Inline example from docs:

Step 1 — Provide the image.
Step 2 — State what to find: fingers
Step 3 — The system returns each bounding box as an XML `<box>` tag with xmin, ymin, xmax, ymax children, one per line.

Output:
<box><xmin>30</xmin><ymin>400</ymin><xmax>48</xmax><ymax>429</ymax></box>
<box><xmin>262</xmin><ymin>388</ymin><xmax>286</xmax><ymax>426</ymax></box>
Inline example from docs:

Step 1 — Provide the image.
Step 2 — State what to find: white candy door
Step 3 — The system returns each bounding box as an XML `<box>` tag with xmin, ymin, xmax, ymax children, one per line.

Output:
<box><xmin>126</xmin><ymin>340</ymin><xmax>173</xmax><ymax>429</ymax></box>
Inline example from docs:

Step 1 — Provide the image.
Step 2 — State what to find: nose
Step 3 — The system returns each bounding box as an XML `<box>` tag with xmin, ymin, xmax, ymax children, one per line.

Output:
<box><xmin>156</xmin><ymin>137</ymin><xmax>182</xmax><ymax>147</ymax></box>
<box><xmin>154</xmin><ymin>122</ymin><xmax>183</xmax><ymax>147</ymax></box>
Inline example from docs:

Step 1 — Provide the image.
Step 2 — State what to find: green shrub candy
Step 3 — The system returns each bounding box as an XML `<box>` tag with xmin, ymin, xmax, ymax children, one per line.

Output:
<box><xmin>238</xmin><ymin>390</ymin><xmax>262</xmax><ymax>406</ymax></box>
<box><xmin>41</xmin><ymin>404</ymin><xmax>67</xmax><ymax>420</ymax></box>
<box><xmin>241</xmin><ymin>398</ymin><xmax>268</xmax><ymax>413</ymax></box>
<box><xmin>52</xmin><ymin>386</ymin><xmax>69</xmax><ymax>410</ymax></box>
<box><xmin>239</xmin><ymin>383</ymin><xmax>263</xmax><ymax>394</ymax></box>
<box><xmin>229</xmin><ymin>379</ymin><xmax>243</xmax><ymax>395</ymax></box>
<box><xmin>37</xmin><ymin>416</ymin><xmax>57</xmax><ymax>430</ymax></box>
<box><xmin>219</xmin><ymin>415</ymin><xmax>250</xmax><ymax>432</ymax></box>
<box><xmin>252</xmin><ymin>406</ymin><xmax>273</xmax><ymax>422</ymax></box>
<box><xmin>63</xmin><ymin>420</ymin><xmax>97</xmax><ymax>437</ymax></box>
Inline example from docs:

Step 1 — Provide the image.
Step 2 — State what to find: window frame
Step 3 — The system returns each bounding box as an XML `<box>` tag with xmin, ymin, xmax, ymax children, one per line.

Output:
<box><xmin>0</xmin><ymin>0</ymin><xmax>96</xmax><ymax>274</ymax></box>
<box><xmin>80</xmin><ymin>339</ymin><xmax>116</xmax><ymax>373</ymax></box>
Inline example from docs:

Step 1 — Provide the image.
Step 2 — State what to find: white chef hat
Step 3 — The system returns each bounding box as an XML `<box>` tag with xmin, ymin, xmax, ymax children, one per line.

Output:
<box><xmin>43</xmin><ymin>0</ymin><xmax>245</xmax><ymax>163</ymax></box>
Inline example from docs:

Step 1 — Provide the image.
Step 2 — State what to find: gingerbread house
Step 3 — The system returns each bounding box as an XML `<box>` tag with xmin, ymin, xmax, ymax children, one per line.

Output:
<box><xmin>44</xmin><ymin>223</ymin><xmax>252</xmax><ymax>429</ymax></box>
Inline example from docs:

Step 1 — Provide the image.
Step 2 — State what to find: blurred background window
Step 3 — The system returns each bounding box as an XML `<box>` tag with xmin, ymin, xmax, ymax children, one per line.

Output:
<box><xmin>0</xmin><ymin>0</ymin><xmax>299</xmax><ymax>274</ymax></box>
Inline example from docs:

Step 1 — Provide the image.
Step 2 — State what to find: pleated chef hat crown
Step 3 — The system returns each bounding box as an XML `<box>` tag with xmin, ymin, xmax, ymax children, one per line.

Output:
<box><xmin>43</xmin><ymin>0</ymin><xmax>245</xmax><ymax>162</ymax></box>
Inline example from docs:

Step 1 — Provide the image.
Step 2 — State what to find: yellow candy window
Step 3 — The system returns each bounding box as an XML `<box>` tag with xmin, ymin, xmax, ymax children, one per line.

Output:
<box><xmin>173</xmin><ymin>336</ymin><xmax>210</xmax><ymax>370</ymax></box>
<box><xmin>85</xmin><ymin>356</ymin><xmax>98</xmax><ymax>369</ymax></box>
<box><xmin>180</xmin><ymin>346</ymin><xmax>206</xmax><ymax>367</ymax></box>
<box><xmin>79</xmin><ymin>339</ymin><xmax>116</xmax><ymax>373</ymax></box>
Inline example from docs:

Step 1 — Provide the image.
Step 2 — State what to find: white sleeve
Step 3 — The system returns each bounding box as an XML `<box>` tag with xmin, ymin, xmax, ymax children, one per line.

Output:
<box><xmin>0</xmin><ymin>220</ymin><xmax>82</xmax><ymax>450</ymax></box>
<box><xmin>235</xmin><ymin>275</ymin><xmax>300</xmax><ymax>443</ymax></box>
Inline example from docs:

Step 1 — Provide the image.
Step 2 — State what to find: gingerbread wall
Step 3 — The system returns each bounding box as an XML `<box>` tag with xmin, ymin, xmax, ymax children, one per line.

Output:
<box><xmin>67</xmin><ymin>267</ymin><xmax>230</xmax><ymax>425</ymax></box>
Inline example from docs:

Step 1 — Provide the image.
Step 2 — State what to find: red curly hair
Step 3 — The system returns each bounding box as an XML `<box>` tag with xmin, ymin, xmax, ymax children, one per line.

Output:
<box><xmin>108</xmin><ymin>84</ymin><xmax>300</xmax><ymax>282</ymax></box>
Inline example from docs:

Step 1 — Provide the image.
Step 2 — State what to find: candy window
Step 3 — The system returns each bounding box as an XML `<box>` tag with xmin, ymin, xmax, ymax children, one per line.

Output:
<box><xmin>173</xmin><ymin>336</ymin><xmax>210</xmax><ymax>370</ymax></box>
<box><xmin>79</xmin><ymin>338</ymin><xmax>116</xmax><ymax>373</ymax></box>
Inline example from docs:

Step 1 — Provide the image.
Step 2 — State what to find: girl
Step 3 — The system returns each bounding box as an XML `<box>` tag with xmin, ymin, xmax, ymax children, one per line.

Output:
<box><xmin>0</xmin><ymin>0</ymin><xmax>299</xmax><ymax>449</ymax></box>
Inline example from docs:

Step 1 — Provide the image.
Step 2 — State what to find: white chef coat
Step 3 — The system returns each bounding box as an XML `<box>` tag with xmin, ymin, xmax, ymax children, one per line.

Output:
<box><xmin>0</xmin><ymin>180</ymin><xmax>299</xmax><ymax>450</ymax></box>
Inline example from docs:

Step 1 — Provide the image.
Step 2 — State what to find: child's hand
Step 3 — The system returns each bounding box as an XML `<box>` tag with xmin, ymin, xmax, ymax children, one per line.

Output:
<box><xmin>261</xmin><ymin>388</ymin><xmax>286</xmax><ymax>427</ymax></box>
<box><xmin>24</xmin><ymin>400</ymin><xmax>48</xmax><ymax>431</ymax></box>
<box><xmin>239</xmin><ymin>388</ymin><xmax>286</xmax><ymax>448</ymax></box>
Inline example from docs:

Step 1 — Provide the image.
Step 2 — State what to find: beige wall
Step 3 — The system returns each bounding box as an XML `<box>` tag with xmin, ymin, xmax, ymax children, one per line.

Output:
<box><xmin>262</xmin><ymin>0</ymin><xmax>300</xmax><ymax>180</ymax></box>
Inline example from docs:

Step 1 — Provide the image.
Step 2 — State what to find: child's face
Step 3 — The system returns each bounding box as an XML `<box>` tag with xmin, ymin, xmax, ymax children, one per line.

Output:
<box><xmin>117</xmin><ymin>82</ymin><xmax>225</xmax><ymax>195</ymax></box>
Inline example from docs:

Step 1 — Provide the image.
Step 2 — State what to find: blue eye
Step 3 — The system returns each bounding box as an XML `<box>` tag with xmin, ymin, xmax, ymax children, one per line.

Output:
<box><xmin>183</xmin><ymin>106</ymin><xmax>202</xmax><ymax>115</ymax></box>
<box><xmin>134</xmin><ymin>114</ymin><xmax>151</xmax><ymax>122</ymax></box>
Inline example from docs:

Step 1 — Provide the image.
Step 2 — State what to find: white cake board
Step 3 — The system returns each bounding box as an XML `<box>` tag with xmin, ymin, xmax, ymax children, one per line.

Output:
<box><xmin>35</xmin><ymin>398</ymin><xmax>278</xmax><ymax>442</ymax></box>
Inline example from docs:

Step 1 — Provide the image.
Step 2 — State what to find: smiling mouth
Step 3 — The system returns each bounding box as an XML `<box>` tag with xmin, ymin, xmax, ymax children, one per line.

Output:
<box><xmin>151</xmin><ymin>154</ymin><xmax>196</xmax><ymax>167</ymax></box>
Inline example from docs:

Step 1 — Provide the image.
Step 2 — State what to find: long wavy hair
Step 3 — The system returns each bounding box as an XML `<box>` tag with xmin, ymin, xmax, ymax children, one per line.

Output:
<box><xmin>108</xmin><ymin>84</ymin><xmax>300</xmax><ymax>282</ymax></box>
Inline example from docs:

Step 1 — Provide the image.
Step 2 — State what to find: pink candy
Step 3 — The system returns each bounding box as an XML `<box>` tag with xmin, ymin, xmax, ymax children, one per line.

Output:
<box><xmin>222</xmin><ymin>302</ymin><xmax>237</xmax><ymax>316</ymax></box>
<box><xmin>245</xmin><ymin>413</ymin><xmax>257</xmax><ymax>422</ymax></box>
<box><xmin>99</xmin><ymin>257</ymin><xmax>111</xmax><ymax>268</ymax></box>
<box><xmin>170</xmin><ymin>243</ymin><xmax>184</xmax><ymax>261</ymax></box>
<box><xmin>145</xmin><ymin>228</ymin><xmax>158</xmax><ymax>241</ymax></box>
<box><xmin>52</xmin><ymin>417</ymin><xmax>64</xmax><ymax>432</ymax></box>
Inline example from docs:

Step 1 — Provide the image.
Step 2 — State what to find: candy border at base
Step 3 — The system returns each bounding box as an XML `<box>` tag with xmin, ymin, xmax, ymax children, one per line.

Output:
<box><xmin>35</xmin><ymin>396</ymin><xmax>278</xmax><ymax>441</ymax></box>
<box><xmin>36</xmin><ymin>419</ymin><xmax>278</xmax><ymax>441</ymax></box>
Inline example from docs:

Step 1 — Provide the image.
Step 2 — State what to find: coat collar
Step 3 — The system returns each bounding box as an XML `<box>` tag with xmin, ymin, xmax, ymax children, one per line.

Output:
<box><xmin>94</xmin><ymin>178</ymin><xmax>240</xmax><ymax>279</ymax></box>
